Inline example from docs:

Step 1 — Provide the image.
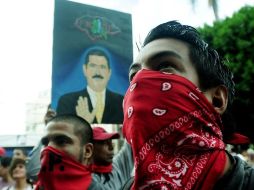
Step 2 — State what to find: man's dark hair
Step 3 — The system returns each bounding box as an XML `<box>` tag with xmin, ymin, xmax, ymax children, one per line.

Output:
<box><xmin>143</xmin><ymin>20</ymin><xmax>236</xmax><ymax>139</ymax></box>
<box><xmin>0</xmin><ymin>156</ymin><xmax>12</xmax><ymax>168</ymax></box>
<box><xmin>84</xmin><ymin>48</ymin><xmax>111</xmax><ymax>69</ymax></box>
<box><xmin>49</xmin><ymin>114</ymin><xmax>93</xmax><ymax>145</ymax></box>
<box><xmin>143</xmin><ymin>21</ymin><xmax>235</xmax><ymax>107</ymax></box>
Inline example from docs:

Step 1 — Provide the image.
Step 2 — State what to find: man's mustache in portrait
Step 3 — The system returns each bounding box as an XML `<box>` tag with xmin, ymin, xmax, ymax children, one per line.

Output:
<box><xmin>92</xmin><ymin>74</ymin><xmax>104</xmax><ymax>79</ymax></box>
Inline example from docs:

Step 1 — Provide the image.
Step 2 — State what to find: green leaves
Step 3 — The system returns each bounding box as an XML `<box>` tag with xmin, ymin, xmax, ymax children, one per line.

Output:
<box><xmin>198</xmin><ymin>6</ymin><xmax>254</xmax><ymax>141</ymax></box>
<box><xmin>199</xmin><ymin>5</ymin><xmax>254</xmax><ymax>95</ymax></box>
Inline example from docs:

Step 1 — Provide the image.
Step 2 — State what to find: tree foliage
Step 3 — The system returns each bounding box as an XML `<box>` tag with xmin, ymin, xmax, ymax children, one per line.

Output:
<box><xmin>198</xmin><ymin>6</ymin><xmax>254</xmax><ymax>141</ymax></box>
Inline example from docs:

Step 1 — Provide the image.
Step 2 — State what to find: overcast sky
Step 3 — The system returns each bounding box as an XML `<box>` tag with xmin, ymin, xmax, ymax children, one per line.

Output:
<box><xmin>0</xmin><ymin>0</ymin><xmax>253</xmax><ymax>135</ymax></box>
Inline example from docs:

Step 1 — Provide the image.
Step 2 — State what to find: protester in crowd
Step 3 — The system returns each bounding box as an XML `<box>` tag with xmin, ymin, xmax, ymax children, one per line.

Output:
<box><xmin>35</xmin><ymin>114</ymin><xmax>103</xmax><ymax>190</ymax></box>
<box><xmin>28</xmin><ymin>116</ymin><xmax>133</xmax><ymax>190</ymax></box>
<box><xmin>2</xmin><ymin>158</ymin><xmax>33</xmax><ymax>190</ymax></box>
<box><xmin>56</xmin><ymin>47</ymin><xmax>124</xmax><ymax>124</ymax></box>
<box><xmin>122</xmin><ymin>20</ymin><xmax>254</xmax><ymax>189</ymax></box>
<box><xmin>91</xmin><ymin>126</ymin><xmax>133</xmax><ymax>189</ymax></box>
<box><xmin>12</xmin><ymin>148</ymin><xmax>27</xmax><ymax>160</ymax></box>
<box><xmin>0</xmin><ymin>157</ymin><xmax>14</xmax><ymax>189</ymax></box>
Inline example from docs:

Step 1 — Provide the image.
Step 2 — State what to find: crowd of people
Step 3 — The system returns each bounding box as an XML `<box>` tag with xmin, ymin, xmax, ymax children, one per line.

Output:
<box><xmin>0</xmin><ymin>148</ymin><xmax>34</xmax><ymax>190</ymax></box>
<box><xmin>1</xmin><ymin>20</ymin><xmax>254</xmax><ymax>189</ymax></box>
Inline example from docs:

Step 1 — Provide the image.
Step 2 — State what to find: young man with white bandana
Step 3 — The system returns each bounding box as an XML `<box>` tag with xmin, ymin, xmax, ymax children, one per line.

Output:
<box><xmin>122</xmin><ymin>21</ymin><xmax>254</xmax><ymax>190</ymax></box>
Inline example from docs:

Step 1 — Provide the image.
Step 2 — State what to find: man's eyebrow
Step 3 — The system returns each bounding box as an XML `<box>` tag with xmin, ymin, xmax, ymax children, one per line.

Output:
<box><xmin>41</xmin><ymin>134</ymin><xmax>73</xmax><ymax>145</ymax></box>
<box><xmin>149</xmin><ymin>51</ymin><xmax>182</xmax><ymax>62</ymax></box>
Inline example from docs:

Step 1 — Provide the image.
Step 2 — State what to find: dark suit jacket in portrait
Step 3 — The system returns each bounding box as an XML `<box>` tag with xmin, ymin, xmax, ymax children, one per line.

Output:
<box><xmin>56</xmin><ymin>88</ymin><xmax>124</xmax><ymax>124</ymax></box>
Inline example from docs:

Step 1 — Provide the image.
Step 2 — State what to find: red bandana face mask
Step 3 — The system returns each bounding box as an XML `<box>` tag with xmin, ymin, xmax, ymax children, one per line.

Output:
<box><xmin>35</xmin><ymin>146</ymin><xmax>92</xmax><ymax>190</ymax></box>
<box><xmin>91</xmin><ymin>163</ymin><xmax>113</xmax><ymax>173</ymax></box>
<box><xmin>123</xmin><ymin>69</ymin><xmax>227</xmax><ymax>190</ymax></box>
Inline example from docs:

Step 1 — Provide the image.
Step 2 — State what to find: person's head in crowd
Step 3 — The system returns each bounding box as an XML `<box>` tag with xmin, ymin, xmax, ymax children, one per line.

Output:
<box><xmin>0</xmin><ymin>156</ymin><xmax>13</xmax><ymax>183</ymax></box>
<box><xmin>43</xmin><ymin>104</ymin><xmax>56</xmax><ymax>125</ymax></box>
<box><xmin>37</xmin><ymin>114</ymin><xmax>94</xmax><ymax>190</ymax></box>
<box><xmin>83</xmin><ymin>48</ymin><xmax>111</xmax><ymax>93</ymax></box>
<box><xmin>123</xmin><ymin>20</ymin><xmax>250</xmax><ymax>189</ymax></box>
<box><xmin>8</xmin><ymin>158</ymin><xmax>32</xmax><ymax>187</ymax></box>
<box><xmin>41</xmin><ymin>114</ymin><xmax>94</xmax><ymax>165</ymax></box>
<box><xmin>12</xmin><ymin>148</ymin><xmax>27</xmax><ymax>160</ymax></box>
<box><xmin>92</xmin><ymin>126</ymin><xmax>120</xmax><ymax>166</ymax></box>
<box><xmin>132</xmin><ymin>20</ymin><xmax>238</xmax><ymax>139</ymax></box>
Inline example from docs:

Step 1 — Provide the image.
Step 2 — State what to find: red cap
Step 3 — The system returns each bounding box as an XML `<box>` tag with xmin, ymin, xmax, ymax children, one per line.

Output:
<box><xmin>93</xmin><ymin>127</ymin><xmax>120</xmax><ymax>141</ymax></box>
<box><xmin>0</xmin><ymin>147</ymin><xmax>6</xmax><ymax>156</ymax></box>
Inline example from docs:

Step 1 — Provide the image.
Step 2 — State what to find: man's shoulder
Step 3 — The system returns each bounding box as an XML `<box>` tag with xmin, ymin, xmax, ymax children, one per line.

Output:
<box><xmin>59</xmin><ymin>89</ymin><xmax>87</xmax><ymax>100</ymax></box>
<box><xmin>230</xmin><ymin>155</ymin><xmax>254</xmax><ymax>188</ymax></box>
<box><xmin>89</xmin><ymin>178</ymin><xmax>106</xmax><ymax>190</ymax></box>
<box><xmin>106</xmin><ymin>89</ymin><xmax>124</xmax><ymax>100</ymax></box>
<box><xmin>215</xmin><ymin>154</ymin><xmax>254</xmax><ymax>190</ymax></box>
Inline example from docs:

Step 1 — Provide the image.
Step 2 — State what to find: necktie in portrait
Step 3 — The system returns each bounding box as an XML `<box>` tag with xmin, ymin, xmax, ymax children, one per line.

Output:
<box><xmin>95</xmin><ymin>92</ymin><xmax>104</xmax><ymax>123</ymax></box>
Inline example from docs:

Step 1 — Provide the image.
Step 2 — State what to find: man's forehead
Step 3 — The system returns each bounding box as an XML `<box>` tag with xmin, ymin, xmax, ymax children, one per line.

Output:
<box><xmin>46</xmin><ymin>121</ymin><xmax>75</xmax><ymax>133</ymax></box>
<box><xmin>14</xmin><ymin>149</ymin><xmax>22</xmax><ymax>153</ymax></box>
<box><xmin>88</xmin><ymin>55</ymin><xmax>107</xmax><ymax>63</ymax></box>
<box><xmin>136</xmin><ymin>38</ymin><xmax>189</xmax><ymax>63</ymax></box>
<box><xmin>43</xmin><ymin>122</ymin><xmax>77</xmax><ymax>141</ymax></box>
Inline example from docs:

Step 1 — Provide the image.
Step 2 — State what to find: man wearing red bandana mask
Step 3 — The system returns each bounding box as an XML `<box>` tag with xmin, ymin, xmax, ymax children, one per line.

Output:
<box><xmin>91</xmin><ymin>127</ymin><xmax>134</xmax><ymax>189</ymax></box>
<box><xmin>123</xmin><ymin>21</ymin><xmax>254</xmax><ymax>190</ymax></box>
<box><xmin>35</xmin><ymin>114</ymin><xmax>103</xmax><ymax>190</ymax></box>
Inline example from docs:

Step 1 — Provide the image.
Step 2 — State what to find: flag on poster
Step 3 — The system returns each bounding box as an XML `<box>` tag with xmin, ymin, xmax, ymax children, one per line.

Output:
<box><xmin>51</xmin><ymin>0</ymin><xmax>133</xmax><ymax>124</ymax></box>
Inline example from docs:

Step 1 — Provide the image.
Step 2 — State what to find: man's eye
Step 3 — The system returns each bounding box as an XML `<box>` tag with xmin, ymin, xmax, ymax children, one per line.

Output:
<box><xmin>55</xmin><ymin>138</ymin><xmax>67</xmax><ymax>146</ymax></box>
<box><xmin>54</xmin><ymin>137</ymin><xmax>71</xmax><ymax>146</ymax></box>
<box><xmin>100</xmin><ymin>65</ymin><xmax>107</xmax><ymax>69</ymax></box>
<box><xmin>157</xmin><ymin>62</ymin><xmax>176</xmax><ymax>72</ymax></box>
<box><xmin>88</xmin><ymin>63</ymin><xmax>96</xmax><ymax>68</ymax></box>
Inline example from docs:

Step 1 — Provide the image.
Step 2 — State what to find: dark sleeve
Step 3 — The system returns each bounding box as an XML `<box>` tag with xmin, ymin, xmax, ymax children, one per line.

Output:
<box><xmin>214</xmin><ymin>154</ymin><xmax>254</xmax><ymax>190</ymax></box>
<box><xmin>56</xmin><ymin>93</ymin><xmax>78</xmax><ymax>115</ymax></box>
<box><xmin>112</xmin><ymin>140</ymin><xmax>134</xmax><ymax>184</ymax></box>
<box><xmin>103</xmin><ymin>91</ymin><xmax>124</xmax><ymax>124</ymax></box>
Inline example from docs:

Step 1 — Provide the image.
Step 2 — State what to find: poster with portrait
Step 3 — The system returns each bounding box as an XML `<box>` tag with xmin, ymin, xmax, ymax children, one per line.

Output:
<box><xmin>51</xmin><ymin>0</ymin><xmax>133</xmax><ymax>124</ymax></box>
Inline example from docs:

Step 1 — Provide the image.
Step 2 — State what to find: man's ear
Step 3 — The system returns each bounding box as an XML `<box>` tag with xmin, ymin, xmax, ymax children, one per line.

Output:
<box><xmin>211</xmin><ymin>85</ymin><xmax>228</xmax><ymax>114</ymax></box>
<box><xmin>83</xmin><ymin>143</ymin><xmax>93</xmax><ymax>163</ymax></box>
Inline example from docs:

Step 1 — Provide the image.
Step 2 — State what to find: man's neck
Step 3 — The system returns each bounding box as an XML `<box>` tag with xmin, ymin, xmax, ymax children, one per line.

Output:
<box><xmin>15</xmin><ymin>178</ymin><xmax>28</xmax><ymax>189</ymax></box>
<box><xmin>87</xmin><ymin>86</ymin><xmax>105</xmax><ymax>94</ymax></box>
